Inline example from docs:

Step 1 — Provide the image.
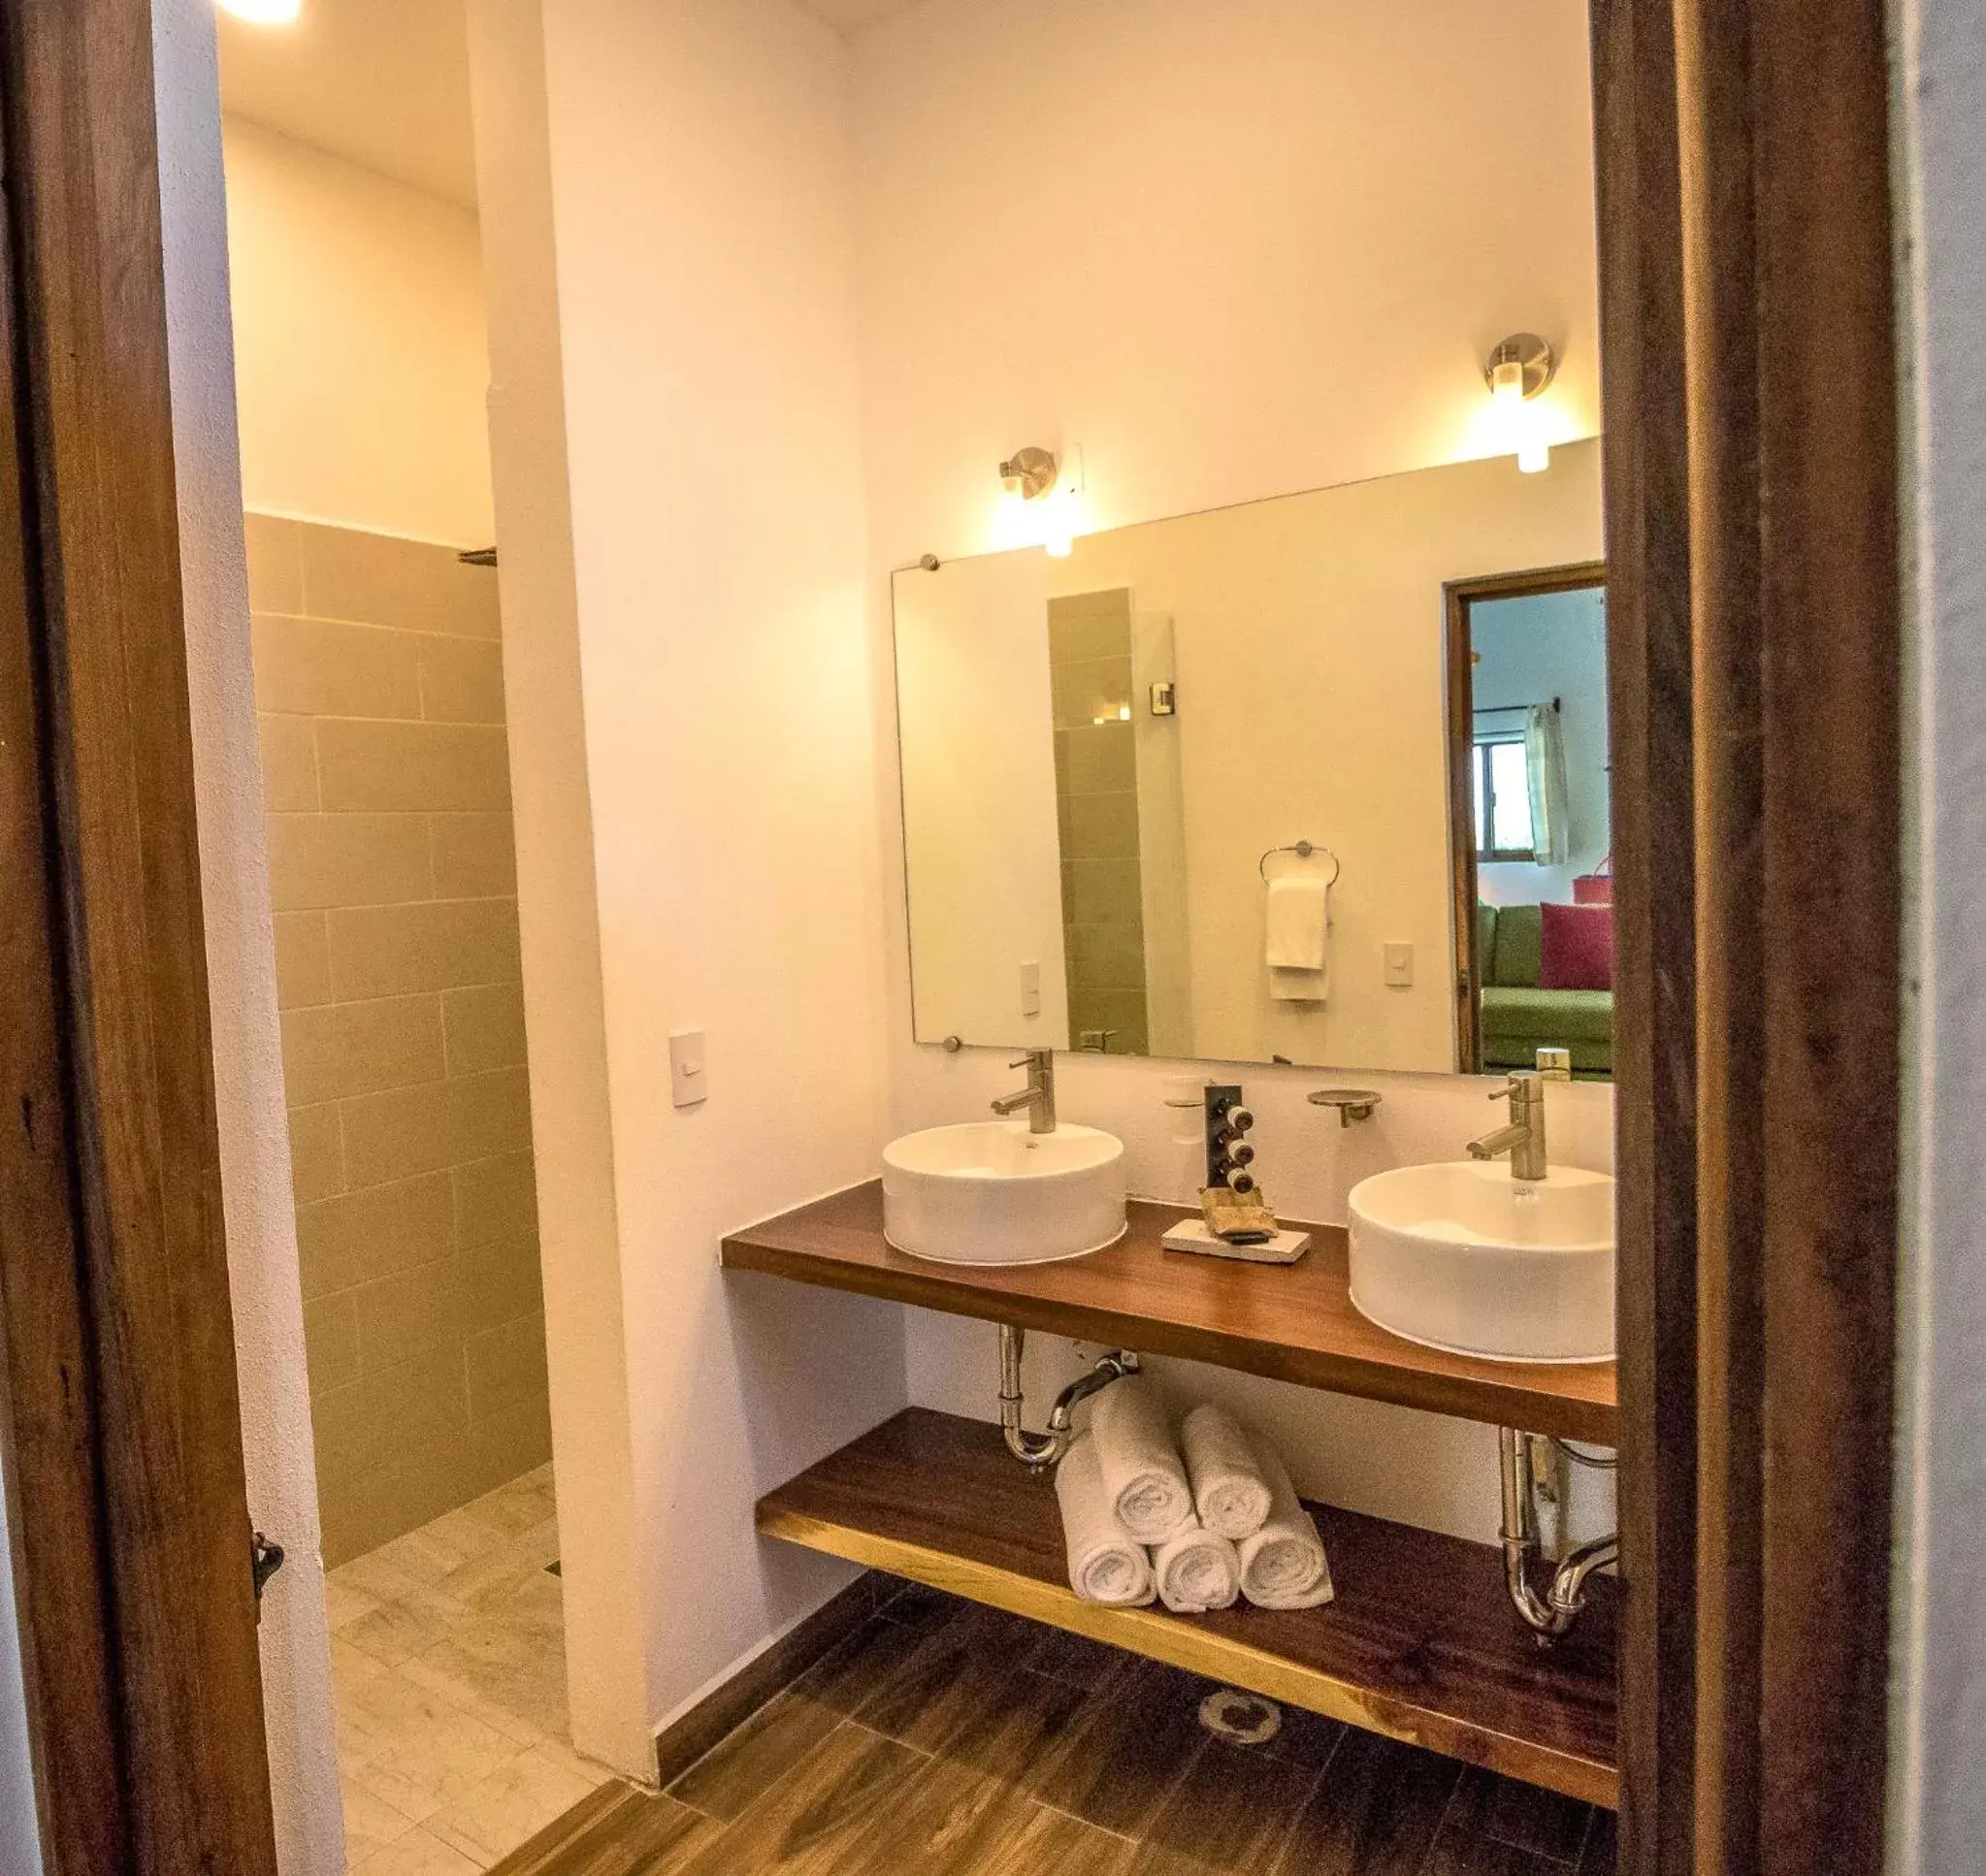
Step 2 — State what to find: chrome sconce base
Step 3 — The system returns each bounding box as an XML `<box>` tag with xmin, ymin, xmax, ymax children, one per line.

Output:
<box><xmin>998</xmin><ymin>1323</ymin><xmax>1140</xmax><ymax>1470</ymax></box>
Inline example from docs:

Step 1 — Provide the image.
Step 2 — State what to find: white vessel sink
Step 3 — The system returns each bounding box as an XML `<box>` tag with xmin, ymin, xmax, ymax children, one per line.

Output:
<box><xmin>1347</xmin><ymin>1161</ymin><xmax>1616</xmax><ymax>1365</ymax></box>
<box><xmin>882</xmin><ymin>1121</ymin><xmax>1127</xmax><ymax>1266</ymax></box>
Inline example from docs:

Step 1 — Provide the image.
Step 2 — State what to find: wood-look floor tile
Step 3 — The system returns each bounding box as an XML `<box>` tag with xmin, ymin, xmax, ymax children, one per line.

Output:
<box><xmin>847</xmin><ymin>1750</ymin><xmax>1055</xmax><ymax>1875</ymax></box>
<box><xmin>487</xmin><ymin>1783</ymin><xmax>717</xmax><ymax>1876</ymax></box>
<box><xmin>1028</xmin><ymin>1658</ymin><xmax>1207</xmax><ymax>1838</ymax></box>
<box><xmin>875</xmin><ymin>1643</ymin><xmax>1090</xmax><ymax>1782</ymax></box>
<box><xmin>1127</xmin><ymin>1736</ymin><xmax>1319</xmax><ymax>1875</ymax></box>
<box><xmin>1269</xmin><ymin>1729</ymin><xmax>1463</xmax><ymax>1876</ymax></box>
<box><xmin>1442</xmin><ymin>1766</ymin><xmax>1594</xmax><ymax>1863</ymax></box>
<box><xmin>670</xmin><ymin>1721</ymin><xmax>930</xmax><ymax>1876</ymax></box>
<box><xmin>852</xmin><ymin>1601</ymin><xmax>1044</xmax><ymax>1743</ymax></box>
<box><xmin>1262</xmin><ymin>1703</ymin><xmax>1349</xmax><ymax>1771</ymax></box>
<box><xmin>872</xmin><ymin>1578</ymin><xmax>968</xmax><ymax>1632</ymax></box>
<box><xmin>975</xmin><ymin>1803</ymin><xmax>1136</xmax><ymax>1876</ymax></box>
<box><xmin>785</xmin><ymin>1614</ymin><xmax>934</xmax><ymax>1723</ymax></box>
<box><xmin>1579</xmin><ymin>1811</ymin><xmax>1616</xmax><ymax>1873</ymax></box>
<box><xmin>667</xmin><ymin>1689</ymin><xmax>845</xmax><ymax>1823</ymax></box>
<box><xmin>1020</xmin><ymin>1623</ymin><xmax>1127</xmax><ymax>1686</ymax></box>
<box><xmin>1424</xmin><ymin>1829</ymin><xmax>1576</xmax><ymax>1876</ymax></box>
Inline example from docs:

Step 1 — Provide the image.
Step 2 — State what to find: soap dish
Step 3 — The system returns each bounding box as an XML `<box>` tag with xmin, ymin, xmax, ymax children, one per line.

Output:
<box><xmin>1161</xmin><ymin>1217</ymin><xmax>1312</xmax><ymax>1266</ymax></box>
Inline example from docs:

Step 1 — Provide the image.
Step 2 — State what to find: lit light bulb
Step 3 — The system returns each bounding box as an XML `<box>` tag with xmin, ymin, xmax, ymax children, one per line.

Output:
<box><xmin>219</xmin><ymin>0</ymin><xmax>303</xmax><ymax>22</ymax></box>
<box><xmin>1041</xmin><ymin>485</ymin><xmax>1079</xmax><ymax>559</ymax></box>
<box><xmin>1491</xmin><ymin>359</ymin><xmax>1549</xmax><ymax>472</ymax></box>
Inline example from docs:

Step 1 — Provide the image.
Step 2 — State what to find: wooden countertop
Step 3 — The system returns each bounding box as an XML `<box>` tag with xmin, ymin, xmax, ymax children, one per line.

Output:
<box><xmin>722</xmin><ymin>1181</ymin><xmax>1617</xmax><ymax>1444</ymax></box>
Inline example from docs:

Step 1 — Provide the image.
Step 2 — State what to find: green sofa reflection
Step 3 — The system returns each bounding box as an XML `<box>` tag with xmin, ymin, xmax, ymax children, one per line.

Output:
<box><xmin>1476</xmin><ymin>902</ymin><xmax>1613</xmax><ymax>1078</ymax></box>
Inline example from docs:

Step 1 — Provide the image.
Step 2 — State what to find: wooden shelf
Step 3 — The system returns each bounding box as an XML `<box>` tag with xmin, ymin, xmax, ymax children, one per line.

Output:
<box><xmin>724</xmin><ymin>1181</ymin><xmax>1617</xmax><ymax>1444</ymax></box>
<box><xmin>760</xmin><ymin>1408</ymin><xmax>1618</xmax><ymax>1807</ymax></box>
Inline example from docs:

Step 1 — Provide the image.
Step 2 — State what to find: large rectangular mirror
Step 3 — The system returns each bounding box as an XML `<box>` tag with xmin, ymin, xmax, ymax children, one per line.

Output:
<box><xmin>894</xmin><ymin>437</ymin><xmax>1610</xmax><ymax>1078</ymax></box>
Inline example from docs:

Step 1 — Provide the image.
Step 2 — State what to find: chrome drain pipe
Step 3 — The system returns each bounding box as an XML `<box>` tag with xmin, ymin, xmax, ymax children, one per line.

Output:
<box><xmin>1499</xmin><ymin>1426</ymin><xmax>1618</xmax><ymax>1641</ymax></box>
<box><xmin>999</xmin><ymin>1324</ymin><xmax>1140</xmax><ymax>1469</ymax></box>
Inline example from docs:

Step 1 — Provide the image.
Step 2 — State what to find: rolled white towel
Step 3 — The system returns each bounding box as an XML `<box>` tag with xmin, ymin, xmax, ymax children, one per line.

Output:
<box><xmin>1181</xmin><ymin>1403</ymin><xmax>1275</xmax><ymax>1540</ymax></box>
<box><xmin>1055</xmin><ymin>1435</ymin><xmax>1156</xmax><ymax>1607</ymax></box>
<box><xmin>1091</xmin><ymin>1375</ymin><xmax>1195</xmax><ymax>1545</ymax></box>
<box><xmin>1153</xmin><ymin>1520</ymin><xmax>1242</xmax><ymax>1614</ymax></box>
<box><xmin>1237</xmin><ymin>1433</ymin><xmax>1335</xmax><ymax>1611</ymax></box>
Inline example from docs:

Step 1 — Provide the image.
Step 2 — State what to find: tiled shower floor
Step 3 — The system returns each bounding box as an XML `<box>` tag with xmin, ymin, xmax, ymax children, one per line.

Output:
<box><xmin>324</xmin><ymin>1465</ymin><xmax>612</xmax><ymax>1871</ymax></box>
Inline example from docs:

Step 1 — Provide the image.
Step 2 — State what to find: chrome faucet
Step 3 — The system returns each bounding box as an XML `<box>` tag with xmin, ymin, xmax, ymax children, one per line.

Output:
<box><xmin>1468</xmin><ymin>1072</ymin><xmax>1548</xmax><ymax>1181</ymax></box>
<box><xmin>991</xmin><ymin>1050</ymin><xmax>1057</xmax><ymax>1135</ymax></box>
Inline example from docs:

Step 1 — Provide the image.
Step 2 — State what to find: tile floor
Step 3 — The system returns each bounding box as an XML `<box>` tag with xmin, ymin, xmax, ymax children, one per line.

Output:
<box><xmin>326</xmin><ymin>1465</ymin><xmax>613</xmax><ymax>1873</ymax></box>
<box><xmin>489</xmin><ymin>1582</ymin><xmax>1619</xmax><ymax>1875</ymax></box>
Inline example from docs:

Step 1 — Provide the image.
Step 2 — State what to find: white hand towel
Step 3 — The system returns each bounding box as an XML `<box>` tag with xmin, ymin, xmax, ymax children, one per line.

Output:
<box><xmin>1091</xmin><ymin>1375</ymin><xmax>1195</xmax><ymax>1545</ymax></box>
<box><xmin>1237</xmin><ymin>1433</ymin><xmax>1335</xmax><ymax>1611</ymax></box>
<box><xmin>1055</xmin><ymin>1434</ymin><xmax>1156</xmax><ymax>1607</ymax></box>
<box><xmin>1266</xmin><ymin>877</ymin><xmax>1330</xmax><ymax>1002</ymax></box>
<box><xmin>1265</xmin><ymin>875</ymin><xmax>1328</xmax><ymax>969</ymax></box>
<box><xmin>1153</xmin><ymin>1519</ymin><xmax>1242</xmax><ymax>1613</ymax></box>
<box><xmin>1181</xmin><ymin>1404</ymin><xmax>1275</xmax><ymax>1540</ymax></box>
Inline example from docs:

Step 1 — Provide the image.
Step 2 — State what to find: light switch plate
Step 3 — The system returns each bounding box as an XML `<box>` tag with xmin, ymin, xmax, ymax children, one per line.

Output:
<box><xmin>1384</xmin><ymin>942</ymin><xmax>1415</xmax><ymax>987</ymax></box>
<box><xmin>668</xmin><ymin>1030</ymin><xmax>708</xmax><ymax>1109</ymax></box>
<box><xmin>1019</xmin><ymin>959</ymin><xmax>1042</xmax><ymax>1019</ymax></box>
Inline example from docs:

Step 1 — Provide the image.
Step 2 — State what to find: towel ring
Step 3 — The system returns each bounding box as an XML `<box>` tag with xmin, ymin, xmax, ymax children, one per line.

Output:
<box><xmin>1259</xmin><ymin>841</ymin><xmax>1341</xmax><ymax>888</ymax></box>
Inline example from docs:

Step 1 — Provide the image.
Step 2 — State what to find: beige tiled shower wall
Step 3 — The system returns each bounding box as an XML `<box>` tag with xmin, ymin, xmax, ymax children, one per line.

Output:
<box><xmin>245</xmin><ymin>514</ymin><xmax>550</xmax><ymax>1567</ymax></box>
<box><xmin>1051</xmin><ymin>589</ymin><xmax>1151</xmax><ymax>1055</ymax></box>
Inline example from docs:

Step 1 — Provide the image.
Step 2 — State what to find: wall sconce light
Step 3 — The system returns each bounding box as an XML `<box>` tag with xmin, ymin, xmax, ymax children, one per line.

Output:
<box><xmin>998</xmin><ymin>446</ymin><xmax>1060</xmax><ymax>501</ymax></box>
<box><xmin>998</xmin><ymin>445</ymin><xmax>1081</xmax><ymax>557</ymax></box>
<box><xmin>218</xmin><ymin>0</ymin><xmax>304</xmax><ymax>22</ymax></box>
<box><xmin>1484</xmin><ymin>334</ymin><xmax>1557</xmax><ymax>473</ymax></box>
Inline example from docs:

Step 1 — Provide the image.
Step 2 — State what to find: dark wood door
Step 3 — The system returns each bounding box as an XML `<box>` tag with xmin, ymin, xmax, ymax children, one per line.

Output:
<box><xmin>0</xmin><ymin>1</ymin><xmax>280</xmax><ymax>1870</ymax></box>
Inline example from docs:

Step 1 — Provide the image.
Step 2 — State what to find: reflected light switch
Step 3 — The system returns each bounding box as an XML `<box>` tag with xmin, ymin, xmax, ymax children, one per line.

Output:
<box><xmin>669</xmin><ymin>1030</ymin><xmax>708</xmax><ymax>1108</ymax></box>
<box><xmin>1384</xmin><ymin>943</ymin><xmax>1415</xmax><ymax>987</ymax></box>
<box><xmin>1020</xmin><ymin>960</ymin><xmax>1043</xmax><ymax>1019</ymax></box>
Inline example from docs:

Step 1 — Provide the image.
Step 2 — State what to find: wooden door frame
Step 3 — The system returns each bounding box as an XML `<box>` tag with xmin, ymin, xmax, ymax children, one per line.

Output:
<box><xmin>0</xmin><ymin>0</ymin><xmax>1906</xmax><ymax>1872</ymax></box>
<box><xmin>1442</xmin><ymin>560</ymin><xmax>1610</xmax><ymax>1077</ymax></box>
<box><xmin>0</xmin><ymin>2</ymin><xmax>279</xmax><ymax>1871</ymax></box>
<box><xmin>1594</xmin><ymin>1</ymin><xmax>1903</xmax><ymax>1873</ymax></box>
<box><xmin>1676</xmin><ymin>2</ymin><xmax>1902</xmax><ymax>1873</ymax></box>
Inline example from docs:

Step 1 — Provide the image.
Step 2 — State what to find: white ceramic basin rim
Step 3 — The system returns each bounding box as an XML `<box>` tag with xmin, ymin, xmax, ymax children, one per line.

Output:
<box><xmin>1347</xmin><ymin>1161</ymin><xmax>1616</xmax><ymax>1365</ymax></box>
<box><xmin>882</xmin><ymin>1120</ymin><xmax>1127</xmax><ymax>1267</ymax></box>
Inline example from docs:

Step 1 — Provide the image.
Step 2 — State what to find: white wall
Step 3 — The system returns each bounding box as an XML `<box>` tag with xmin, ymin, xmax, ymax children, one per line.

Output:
<box><xmin>1475</xmin><ymin>583</ymin><xmax>1612</xmax><ymax>908</ymax></box>
<box><xmin>223</xmin><ymin>115</ymin><xmax>495</xmax><ymax>548</ymax></box>
<box><xmin>463</xmin><ymin>0</ymin><xmax>652</xmax><ymax>1776</ymax></box>
<box><xmin>467</xmin><ymin>0</ymin><xmax>904</xmax><ymax>1770</ymax></box>
<box><xmin>0</xmin><ymin>1448</ymin><xmax>38</xmax><ymax>1874</ymax></box>
<box><xmin>855</xmin><ymin>0</ymin><xmax>1612</xmax><ymax>1541</ymax></box>
<box><xmin>158</xmin><ymin>5</ymin><xmax>344</xmax><ymax>1872</ymax></box>
<box><xmin>1890</xmin><ymin>3</ymin><xmax>1986</xmax><ymax>1869</ymax></box>
<box><xmin>850</xmin><ymin>0</ymin><xmax>1600</xmax><ymax>558</ymax></box>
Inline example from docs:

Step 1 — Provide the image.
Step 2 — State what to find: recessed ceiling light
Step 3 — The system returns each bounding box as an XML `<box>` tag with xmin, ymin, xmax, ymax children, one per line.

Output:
<box><xmin>217</xmin><ymin>0</ymin><xmax>303</xmax><ymax>23</ymax></box>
